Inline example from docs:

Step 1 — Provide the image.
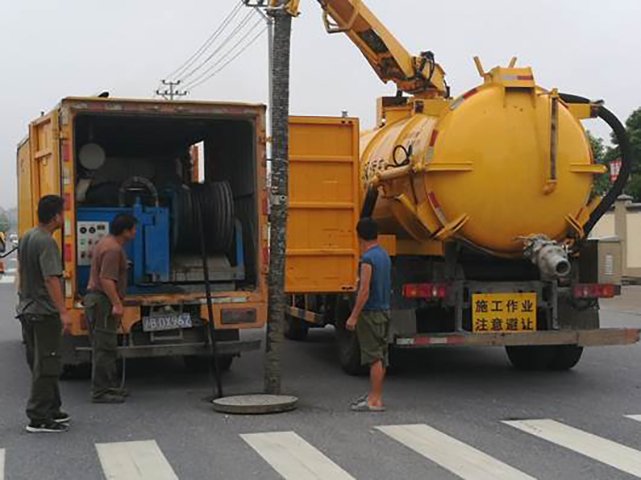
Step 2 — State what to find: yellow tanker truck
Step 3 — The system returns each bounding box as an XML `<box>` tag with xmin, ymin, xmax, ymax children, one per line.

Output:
<box><xmin>281</xmin><ymin>0</ymin><xmax>640</xmax><ymax>373</ymax></box>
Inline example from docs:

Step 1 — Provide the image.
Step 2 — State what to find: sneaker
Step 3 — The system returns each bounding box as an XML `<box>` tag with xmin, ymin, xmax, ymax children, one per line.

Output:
<box><xmin>26</xmin><ymin>421</ymin><xmax>69</xmax><ymax>433</ymax></box>
<box><xmin>108</xmin><ymin>387</ymin><xmax>130</xmax><ymax>398</ymax></box>
<box><xmin>52</xmin><ymin>411</ymin><xmax>71</xmax><ymax>424</ymax></box>
<box><xmin>92</xmin><ymin>393</ymin><xmax>125</xmax><ymax>404</ymax></box>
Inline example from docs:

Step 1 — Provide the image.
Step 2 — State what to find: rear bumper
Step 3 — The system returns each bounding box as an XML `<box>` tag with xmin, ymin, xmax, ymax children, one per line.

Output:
<box><xmin>395</xmin><ymin>328</ymin><xmax>640</xmax><ymax>348</ymax></box>
<box><xmin>74</xmin><ymin>339</ymin><xmax>261</xmax><ymax>359</ymax></box>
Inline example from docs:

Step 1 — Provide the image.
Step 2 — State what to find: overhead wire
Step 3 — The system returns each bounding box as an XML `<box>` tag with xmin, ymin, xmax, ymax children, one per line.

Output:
<box><xmin>182</xmin><ymin>17</ymin><xmax>264</xmax><ymax>90</ymax></box>
<box><xmin>177</xmin><ymin>8</ymin><xmax>256</xmax><ymax>83</ymax></box>
<box><xmin>185</xmin><ymin>25</ymin><xmax>267</xmax><ymax>92</ymax></box>
<box><xmin>164</xmin><ymin>1</ymin><xmax>245</xmax><ymax>82</ymax></box>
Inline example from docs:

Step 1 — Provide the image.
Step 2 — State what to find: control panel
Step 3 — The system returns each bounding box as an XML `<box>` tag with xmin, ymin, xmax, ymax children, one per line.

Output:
<box><xmin>77</xmin><ymin>221</ymin><xmax>109</xmax><ymax>266</ymax></box>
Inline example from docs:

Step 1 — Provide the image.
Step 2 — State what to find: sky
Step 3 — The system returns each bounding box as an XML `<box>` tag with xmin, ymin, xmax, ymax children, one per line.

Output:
<box><xmin>1</xmin><ymin>0</ymin><xmax>640</xmax><ymax>208</ymax></box>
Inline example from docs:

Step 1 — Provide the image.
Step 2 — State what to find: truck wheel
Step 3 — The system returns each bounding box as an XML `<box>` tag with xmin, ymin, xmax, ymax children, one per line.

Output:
<box><xmin>284</xmin><ymin>314</ymin><xmax>309</xmax><ymax>341</ymax></box>
<box><xmin>505</xmin><ymin>346</ymin><xmax>556</xmax><ymax>371</ymax></box>
<box><xmin>549</xmin><ymin>345</ymin><xmax>583</xmax><ymax>371</ymax></box>
<box><xmin>183</xmin><ymin>355</ymin><xmax>234</xmax><ymax>373</ymax></box>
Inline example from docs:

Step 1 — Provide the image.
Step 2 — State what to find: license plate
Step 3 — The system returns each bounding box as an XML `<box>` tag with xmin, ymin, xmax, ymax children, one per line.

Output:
<box><xmin>142</xmin><ymin>313</ymin><xmax>192</xmax><ymax>332</ymax></box>
<box><xmin>472</xmin><ymin>292</ymin><xmax>537</xmax><ymax>333</ymax></box>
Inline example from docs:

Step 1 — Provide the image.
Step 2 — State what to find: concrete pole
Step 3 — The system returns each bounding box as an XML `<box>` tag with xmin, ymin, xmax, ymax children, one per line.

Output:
<box><xmin>264</xmin><ymin>3</ymin><xmax>292</xmax><ymax>395</ymax></box>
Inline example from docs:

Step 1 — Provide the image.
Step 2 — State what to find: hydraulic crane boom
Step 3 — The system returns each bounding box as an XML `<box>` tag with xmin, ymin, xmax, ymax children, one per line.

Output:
<box><xmin>317</xmin><ymin>0</ymin><xmax>448</xmax><ymax>97</ymax></box>
<box><xmin>262</xmin><ymin>0</ymin><xmax>448</xmax><ymax>97</ymax></box>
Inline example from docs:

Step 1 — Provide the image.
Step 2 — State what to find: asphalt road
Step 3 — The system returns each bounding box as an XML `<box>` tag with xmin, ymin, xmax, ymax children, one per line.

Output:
<box><xmin>1</xmin><ymin>256</ymin><xmax>641</xmax><ymax>480</ymax></box>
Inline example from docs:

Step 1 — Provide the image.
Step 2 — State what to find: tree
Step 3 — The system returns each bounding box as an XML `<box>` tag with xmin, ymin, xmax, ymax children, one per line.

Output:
<box><xmin>587</xmin><ymin>130</ymin><xmax>610</xmax><ymax>197</ymax></box>
<box><xmin>0</xmin><ymin>211</ymin><xmax>9</xmax><ymax>233</ymax></box>
<box><xmin>602</xmin><ymin>107</ymin><xmax>641</xmax><ymax>201</ymax></box>
<box><xmin>264</xmin><ymin>3</ymin><xmax>293</xmax><ymax>395</ymax></box>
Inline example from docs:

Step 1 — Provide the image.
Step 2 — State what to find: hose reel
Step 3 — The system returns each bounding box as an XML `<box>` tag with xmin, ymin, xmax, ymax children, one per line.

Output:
<box><xmin>173</xmin><ymin>181</ymin><xmax>235</xmax><ymax>254</ymax></box>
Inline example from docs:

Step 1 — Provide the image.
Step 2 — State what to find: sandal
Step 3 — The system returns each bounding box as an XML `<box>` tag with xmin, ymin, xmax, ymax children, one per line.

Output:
<box><xmin>350</xmin><ymin>399</ymin><xmax>386</xmax><ymax>412</ymax></box>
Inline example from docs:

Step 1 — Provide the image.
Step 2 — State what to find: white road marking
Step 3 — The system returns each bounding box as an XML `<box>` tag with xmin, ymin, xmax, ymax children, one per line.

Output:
<box><xmin>377</xmin><ymin>424</ymin><xmax>535</xmax><ymax>480</ymax></box>
<box><xmin>627</xmin><ymin>415</ymin><xmax>641</xmax><ymax>423</ymax></box>
<box><xmin>4</xmin><ymin>268</ymin><xmax>16</xmax><ymax>274</ymax></box>
<box><xmin>504</xmin><ymin>419</ymin><xmax>641</xmax><ymax>477</ymax></box>
<box><xmin>95</xmin><ymin>440</ymin><xmax>178</xmax><ymax>480</ymax></box>
<box><xmin>0</xmin><ymin>276</ymin><xmax>14</xmax><ymax>284</ymax></box>
<box><xmin>241</xmin><ymin>431</ymin><xmax>355</xmax><ymax>480</ymax></box>
<box><xmin>0</xmin><ymin>448</ymin><xmax>4</xmax><ymax>480</ymax></box>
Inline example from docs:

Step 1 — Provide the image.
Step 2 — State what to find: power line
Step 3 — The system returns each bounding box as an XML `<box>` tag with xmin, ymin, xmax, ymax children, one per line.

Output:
<box><xmin>178</xmin><ymin>8</ymin><xmax>256</xmax><ymax>83</ymax></box>
<box><xmin>164</xmin><ymin>1</ymin><xmax>245</xmax><ymax>82</ymax></box>
<box><xmin>183</xmin><ymin>17</ymin><xmax>264</xmax><ymax>90</ymax></box>
<box><xmin>156</xmin><ymin>80</ymin><xmax>188</xmax><ymax>100</ymax></box>
<box><xmin>185</xmin><ymin>26</ymin><xmax>267</xmax><ymax>92</ymax></box>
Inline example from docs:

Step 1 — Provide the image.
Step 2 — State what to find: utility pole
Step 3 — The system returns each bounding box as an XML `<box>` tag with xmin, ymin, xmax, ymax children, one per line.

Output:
<box><xmin>156</xmin><ymin>80</ymin><xmax>188</xmax><ymax>100</ymax></box>
<box><xmin>262</xmin><ymin>0</ymin><xmax>293</xmax><ymax>395</ymax></box>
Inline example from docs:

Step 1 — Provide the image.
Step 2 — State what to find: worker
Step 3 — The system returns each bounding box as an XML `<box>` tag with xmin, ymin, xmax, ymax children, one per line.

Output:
<box><xmin>17</xmin><ymin>195</ymin><xmax>72</xmax><ymax>433</ymax></box>
<box><xmin>84</xmin><ymin>213</ymin><xmax>137</xmax><ymax>404</ymax></box>
<box><xmin>346</xmin><ymin>217</ymin><xmax>391</xmax><ymax>412</ymax></box>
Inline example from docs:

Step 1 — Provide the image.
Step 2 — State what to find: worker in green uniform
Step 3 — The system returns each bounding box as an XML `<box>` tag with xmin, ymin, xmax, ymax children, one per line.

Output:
<box><xmin>17</xmin><ymin>195</ymin><xmax>72</xmax><ymax>433</ymax></box>
<box><xmin>84</xmin><ymin>213</ymin><xmax>136</xmax><ymax>403</ymax></box>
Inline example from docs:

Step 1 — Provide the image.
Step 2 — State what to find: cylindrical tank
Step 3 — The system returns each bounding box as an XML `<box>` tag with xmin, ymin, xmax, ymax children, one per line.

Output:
<box><xmin>361</xmin><ymin>73</ymin><xmax>603</xmax><ymax>257</ymax></box>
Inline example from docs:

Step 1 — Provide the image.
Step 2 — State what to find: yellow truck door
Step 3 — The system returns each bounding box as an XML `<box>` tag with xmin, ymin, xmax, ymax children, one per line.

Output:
<box><xmin>17</xmin><ymin>138</ymin><xmax>33</xmax><ymax>236</ymax></box>
<box><xmin>286</xmin><ymin>116</ymin><xmax>360</xmax><ymax>293</ymax></box>
<box><xmin>29</xmin><ymin>111</ymin><xmax>61</xmax><ymax>201</ymax></box>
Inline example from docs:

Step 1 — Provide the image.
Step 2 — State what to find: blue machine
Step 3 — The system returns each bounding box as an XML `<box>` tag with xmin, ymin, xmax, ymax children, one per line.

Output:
<box><xmin>76</xmin><ymin>202</ymin><xmax>170</xmax><ymax>293</ymax></box>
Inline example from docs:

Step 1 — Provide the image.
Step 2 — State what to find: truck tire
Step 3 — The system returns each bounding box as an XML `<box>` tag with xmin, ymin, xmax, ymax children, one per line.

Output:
<box><xmin>183</xmin><ymin>355</ymin><xmax>234</xmax><ymax>373</ymax></box>
<box><xmin>549</xmin><ymin>345</ymin><xmax>583</xmax><ymax>371</ymax></box>
<box><xmin>505</xmin><ymin>346</ymin><xmax>557</xmax><ymax>371</ymax></box>
<box><xmin>284</xmin><ymin>314</ymin><xmax>309</xmax><ymax>341</ymax></box>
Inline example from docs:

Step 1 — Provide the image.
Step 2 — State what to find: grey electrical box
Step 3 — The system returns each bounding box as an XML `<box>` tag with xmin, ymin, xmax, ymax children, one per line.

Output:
<box><xmin>579</xmin><ymin>237</ymin><xmax>623</xmax><ymax>285</ymax></box>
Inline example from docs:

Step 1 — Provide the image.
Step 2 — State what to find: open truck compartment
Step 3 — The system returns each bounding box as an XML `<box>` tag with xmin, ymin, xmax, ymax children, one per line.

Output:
<box><xmin>71</xmin><ymin>106</ymin><xmax>261</xmax><ymax>296</ymax></box>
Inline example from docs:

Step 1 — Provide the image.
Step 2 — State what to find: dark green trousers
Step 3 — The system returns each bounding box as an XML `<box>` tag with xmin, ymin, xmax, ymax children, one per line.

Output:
<box><xmin>84</xmin><ymin>292</ymin><xmax>119</xmax><ymax>398</ymax></box>
<box><xmin>20</xmin><ymin>314</ymin><xmax>63</xmax><ymax>423</ymax></box>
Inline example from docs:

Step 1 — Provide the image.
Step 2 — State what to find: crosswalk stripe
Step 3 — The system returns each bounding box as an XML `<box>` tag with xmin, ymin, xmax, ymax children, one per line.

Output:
<box><xmin>5</xmin><ymin>268</ymin><xmax>16</xmax><ymax>274</ymax></box>
<box><xmin>0</xmin><ymin>276</ymin><xmax>14</xmax><ymax>284</ymax></box>
<box><xmin>627</xmin><ymin>415</ymin><xmax>641</xmax><ymax>423</ymax></box>
<box><xmin>241</xmin><ymin>431</ymin><xmax>355</xmax><ymax>480</ymax></box>
<box><xmin>504</xmin><ymin>419</ymin><xmax>641</xmax><ymax>477</ymax></box>
<box><xmin>376</xmin><ymin>424</ymin><xmax>535</xmax><ymax>480</ymax></box>
<box><xmin>95</xmin><ymin>440</ymin><xmax>178</xmax><ymax>480</ymax></box>
<box><xmin>0</xmin><ymin>448</ymin><xmax>4</xmax><ymax>480</ymax></box>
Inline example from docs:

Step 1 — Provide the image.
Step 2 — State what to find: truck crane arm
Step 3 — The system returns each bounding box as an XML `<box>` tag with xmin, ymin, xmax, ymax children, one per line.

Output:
<box><xmin>317</xmin><ymin>0</ymin><xmax>448</xmax><ymax>97</ymax></box>
<box><xmin>263</xmin><ymin>0</ymin><xmax>448</xmax><ymax>97</ymax></box>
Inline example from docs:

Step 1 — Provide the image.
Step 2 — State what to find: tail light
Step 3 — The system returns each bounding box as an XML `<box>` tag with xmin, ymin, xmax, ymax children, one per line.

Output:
<box><xmin>403</xmin><ymin>283</ymin><xmax>449</xmax><ymax>299</ymax></box>
<box><xmin>573</xmin><ymin>283</ymin><xmax>618</xmax><ymax>299</ymax></box>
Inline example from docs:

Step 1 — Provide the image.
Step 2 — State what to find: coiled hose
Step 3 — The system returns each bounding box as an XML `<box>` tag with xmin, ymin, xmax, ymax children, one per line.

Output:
<box><xmin>559</xmin><ymin>93</ymin><xmax>633</xmax><ymax>236</ymax></box>
<box><xmin>173</xmin><ymin>181</ymin><xmax>235</xmax><ymax>254</ymax></box>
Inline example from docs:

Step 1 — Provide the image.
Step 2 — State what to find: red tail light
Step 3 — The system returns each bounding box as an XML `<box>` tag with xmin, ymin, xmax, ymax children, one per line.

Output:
<box><xmin>573</xmin><ymin>283</ymin><xmax>618</xmax><ymax>299</ymax></box>
<box><xmin>403</xmin><ymin>283</ymin><xmax>449</xmax><ymax>299</ymax></box>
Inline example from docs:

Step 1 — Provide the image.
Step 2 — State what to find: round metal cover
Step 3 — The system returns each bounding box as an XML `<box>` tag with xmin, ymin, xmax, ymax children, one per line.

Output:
<box><xmin>79</xmin><ymin>143</ymin><xmax>106</xmax><ymax>170</ymax></box>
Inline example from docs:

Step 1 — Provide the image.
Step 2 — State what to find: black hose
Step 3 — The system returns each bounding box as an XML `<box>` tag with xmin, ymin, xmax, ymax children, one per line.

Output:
<box><xmin>559</xmin><ymin>93</ymin><xmax>633</xmax><ymax>235</ymax></box>
<box><xmin>0</xmin><ymin>246</ymin><xmax>18</xmax><ymax>259</ymax></box>
<box><xmin>360</xmin><ymin>186</ymin><xmax>379</xmax><ymax>218</ymax></box>
<box><xmin>193</xmin><ymin>188</ymin><xmax>223</xmax><ymax>400</ymax></box>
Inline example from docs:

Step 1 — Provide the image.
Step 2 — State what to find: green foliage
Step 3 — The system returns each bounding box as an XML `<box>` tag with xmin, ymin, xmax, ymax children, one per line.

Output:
<box><xmin>589</xmin><ymin>107</ymin><xmax>641</xmax><ymax>201</ymax></box>
<box><xmin>0</xmin><ymin>212</ymin><xmax>9</xmax><ymax>233</ymax></box>
<box><xmin>587</xmin><ymin>130</ymin><xmax>610</xmax><ymax>196</ymax></box>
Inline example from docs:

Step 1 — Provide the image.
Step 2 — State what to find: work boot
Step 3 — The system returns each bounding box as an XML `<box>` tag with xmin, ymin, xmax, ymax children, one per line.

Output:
<box><xmin>92</xmin><ymin>393</ymin><xmax>125</xmax><ymax>404</ymax></box>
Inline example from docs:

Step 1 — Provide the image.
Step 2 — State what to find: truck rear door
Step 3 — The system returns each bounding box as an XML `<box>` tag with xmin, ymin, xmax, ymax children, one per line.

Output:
<box><xmin>286</xmin><ymin>116</ymin><xmax>360</xmax><ymax>293</ymax></box>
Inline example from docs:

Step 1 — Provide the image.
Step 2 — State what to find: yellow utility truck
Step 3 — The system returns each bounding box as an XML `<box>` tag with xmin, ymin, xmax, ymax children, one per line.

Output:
<box><xmin>18</xmin><ymin>98</ymin><xmax>276</xmax><ymax>371</ymax></box>
<box><xmin>281</xmin><ymin>0</ymin><xmax>640</xmax><ymax>373</ymax></box>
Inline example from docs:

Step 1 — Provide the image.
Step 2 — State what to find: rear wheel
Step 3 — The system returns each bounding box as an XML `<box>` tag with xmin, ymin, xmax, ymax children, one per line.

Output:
<box><xmin>506</xmin><ymin>345</ymin><xmax>583</xmax><ymax>371</ymax></box>
<box><xmin>284</xmin><ymin>314</ymin><xmax>309</xmax><ymax>341</ymax></box>
<box><xmin>183</xmin><ymin>354</ymin><xmax>234</xmax><ymax>373</ymax></box>
<box><xmin>549</xmin><ymin>345</ymin><xmax>583</xmax><ymax>371</ymax></box>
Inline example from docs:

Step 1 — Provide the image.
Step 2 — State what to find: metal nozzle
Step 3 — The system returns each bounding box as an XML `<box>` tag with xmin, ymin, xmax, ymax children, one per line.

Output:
<box><xmin>522</xmin><ymin>235</ymin><xmax>571</xmax><ymax>280</ymax></box>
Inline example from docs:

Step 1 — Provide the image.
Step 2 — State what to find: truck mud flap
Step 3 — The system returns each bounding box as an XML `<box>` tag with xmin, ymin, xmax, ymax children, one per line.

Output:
<box><xmin>395</xmin><ymin>328</ymin><xmax>640</xmax><ymax>348</ymax></box>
